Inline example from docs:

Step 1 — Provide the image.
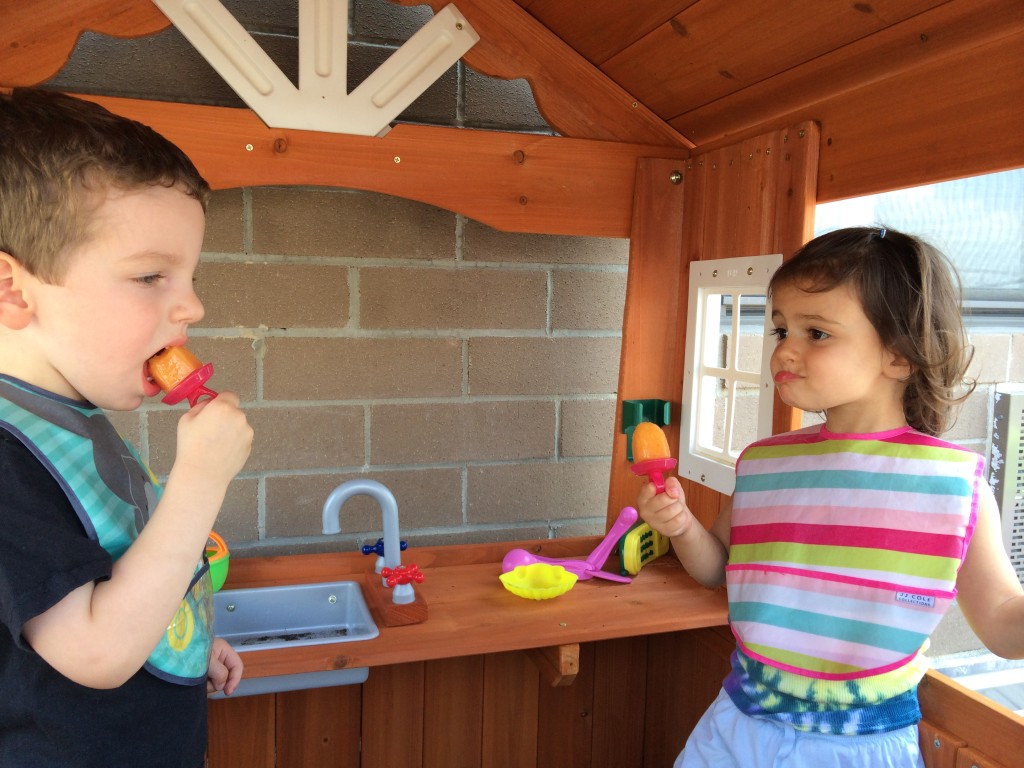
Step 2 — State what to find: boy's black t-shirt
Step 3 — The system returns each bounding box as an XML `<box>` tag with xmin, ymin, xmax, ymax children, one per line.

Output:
<box><xmin>0</xmin><ymin>429</ymin><xmax>208</xmax><ymax>768</ymax></box>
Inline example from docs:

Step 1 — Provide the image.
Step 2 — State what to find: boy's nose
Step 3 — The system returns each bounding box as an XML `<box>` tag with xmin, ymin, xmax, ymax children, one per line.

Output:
<box><xmin>172</xmin><ymin>286</ymin><xmax>205</xmax><ymax>325</ymax></box>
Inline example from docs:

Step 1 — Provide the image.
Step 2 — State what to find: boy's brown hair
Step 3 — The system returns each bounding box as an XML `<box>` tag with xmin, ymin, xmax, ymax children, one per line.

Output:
<box><xmin>0</xmin><ymin>88</ymin><xmax>210</xmax><ymax>284</ymax></box>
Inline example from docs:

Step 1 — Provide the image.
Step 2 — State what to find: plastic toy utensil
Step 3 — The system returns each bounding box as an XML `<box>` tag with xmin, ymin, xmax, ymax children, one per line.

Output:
<box><xmin>162</xmin><ymin>363</ymin><xmax>218</xmax><ymax>407</ymax></box>
<box><xmin>502</xmin><ymin>506</ymin><xmax>639</xmax><ymax>583</ymax></box>
<box><xmin>629</xmin><ymin>422</ymin><xmax>677</xmax><ymax>494</ymax></box>
<box><xmin>148</xmin><ymin>346</ymin><xmax>218</xmax><ymax>407</ymax></box>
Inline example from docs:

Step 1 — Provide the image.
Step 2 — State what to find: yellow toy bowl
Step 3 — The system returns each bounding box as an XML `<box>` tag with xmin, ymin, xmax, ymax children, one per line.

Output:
<box><xmin>206</xmin><ymin>531</ymin><xmax>229</xmax><ymax>592</ymax></box>
<box><xmin>499</xmin><ymin>563</ymin><xmax>577</xmax><ymax>600</ymax></box>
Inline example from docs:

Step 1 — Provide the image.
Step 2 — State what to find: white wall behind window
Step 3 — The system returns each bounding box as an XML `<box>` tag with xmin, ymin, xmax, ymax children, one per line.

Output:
<box><xmin>815</xmin><ymin>167</ymin><xmax>1024</xmax><ymax>321</ymax></box>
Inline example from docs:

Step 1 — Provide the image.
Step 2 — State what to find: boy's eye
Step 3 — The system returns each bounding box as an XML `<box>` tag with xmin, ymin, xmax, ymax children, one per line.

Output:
<box><xmin>134</xmin><ymin>274</ymin><xmax>164</xmax><ymax>286</ymax></box>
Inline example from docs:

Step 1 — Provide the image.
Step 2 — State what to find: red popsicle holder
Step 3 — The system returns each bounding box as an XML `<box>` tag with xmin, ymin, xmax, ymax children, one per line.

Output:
<box><xmin>630</xmin><ymin>457</ymin><xmax>677</xmax><ymax>494</ymax></box>
<box><xmin>161</xmin><ymin>363</ymin><xmax>218</xmax><ymax>407</ymax></box>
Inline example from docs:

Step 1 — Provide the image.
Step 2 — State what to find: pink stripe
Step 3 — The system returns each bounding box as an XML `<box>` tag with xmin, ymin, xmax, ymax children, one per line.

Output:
<box><xmin>732</xmin><ymin>625</ymin><xmax>919</xmax><ymax>681</ymax></box>
<box><xmin>728</xmin><ymin>564</ymin><xmax>956</xmax><ymax>603</ymax></box>
<box><xmin>730</xmin><ymin>522</ymin><xmax>963</xmax><ymax>558</ymax></box>
<box><xmin>727</xmin><ymin>563</ymin><xmax>956</xmax><ymax>599</ymax></box>
<box><xmin>730</xmin><ymin>504</ymin><xmax>965</xmax><ymax>534</ymax></box>
<box><xmin>731</xmin><ymin>621</ymin><xmax>905</xmax><ymax>670</ymax></box>
<box><xmin>733</xmin><ymin>487</ymin><xmax>972</xmax><ymax>516</ymax></box>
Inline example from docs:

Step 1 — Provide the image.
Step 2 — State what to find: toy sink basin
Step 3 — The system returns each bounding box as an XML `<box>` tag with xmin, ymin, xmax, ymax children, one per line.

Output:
<box><xmin>210</xmin><ymin>581</ymin><xmax>380</xmax><ymax>697</ymax></box>
<box><xmin>213</xmin><ymin>581</ymin><xmax>379</xmax><ymax>652</ymax></box>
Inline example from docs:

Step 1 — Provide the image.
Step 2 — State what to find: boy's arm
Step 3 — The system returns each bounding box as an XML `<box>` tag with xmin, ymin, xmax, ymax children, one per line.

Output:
<box><xmin>637</xmin><ymin>476</ymin><xmax>730</xmax><ymax>588</ymax></box>
<box><xmin>22</xmin><ymin>393</ymin><xmax>252</xmax><ymax>689</ymax></box>
<box><xmin>953</xmin><ymin>486</ymin><xmax>1024</xmax><ymax>660</ymax></box>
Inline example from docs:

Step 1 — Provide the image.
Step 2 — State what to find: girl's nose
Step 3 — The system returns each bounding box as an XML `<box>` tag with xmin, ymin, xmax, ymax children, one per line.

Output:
<box><xmin>771</xmin><ymin>337</ymin><xmax>796</xmax><ymax>364</ymax></box>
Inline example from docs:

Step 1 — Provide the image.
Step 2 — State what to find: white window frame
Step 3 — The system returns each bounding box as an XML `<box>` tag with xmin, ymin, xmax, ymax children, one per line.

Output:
<box><xmin>679</xmin><ymin>253</ymin><xmax>781</xmax><ymax>495</ymax></box>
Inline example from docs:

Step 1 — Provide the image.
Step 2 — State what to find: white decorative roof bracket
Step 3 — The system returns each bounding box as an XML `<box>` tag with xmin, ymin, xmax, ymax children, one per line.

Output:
<box><xmin>153</xmin><ymin>0</ymin><xmax>479</xmax><ymax>137</ymax></box>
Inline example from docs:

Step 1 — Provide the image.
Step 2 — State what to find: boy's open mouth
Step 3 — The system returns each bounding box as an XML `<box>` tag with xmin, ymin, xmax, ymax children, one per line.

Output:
<box><xmin>142</xmin><ymin>349</ymin><xmax>169</xmax><ymax>397</ymax></box>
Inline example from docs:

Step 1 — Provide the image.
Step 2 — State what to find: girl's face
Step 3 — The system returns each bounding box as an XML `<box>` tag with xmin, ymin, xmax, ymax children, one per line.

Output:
<box><xmin>768</xmin><ymin>280</ymin><xmax>910</xmax><ymax>434</ymax></box>
<box><xmin>20</xmin><ymin>185</ymin><xmax>206</xmax><ymax>410</ymax></box>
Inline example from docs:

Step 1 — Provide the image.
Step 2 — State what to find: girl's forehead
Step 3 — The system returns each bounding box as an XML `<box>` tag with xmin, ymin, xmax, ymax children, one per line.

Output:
<box><xmin>771</xmin><ymin>282</ymin><xmax>872</xmax><ymax>328</ymax></box>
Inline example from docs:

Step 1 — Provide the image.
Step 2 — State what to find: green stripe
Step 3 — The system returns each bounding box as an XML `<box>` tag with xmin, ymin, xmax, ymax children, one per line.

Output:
<box><xmin>741</xmin><ymin>641</ymin><xmax>863</xmax><ymax>675</ymax></box>
<box><xmin>743</xmin><ymin>439</ymin><xmax>974</xmax><ymax>464</ymax></box>
<box><xmin>729</xmin><ymin>541</ymin><xmax>957</xmax><ymax>581</ymax></box>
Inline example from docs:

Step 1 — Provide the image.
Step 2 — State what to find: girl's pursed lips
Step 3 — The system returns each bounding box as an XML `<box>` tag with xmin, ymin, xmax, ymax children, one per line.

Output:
<box><xmin>774</xmin><ymin>371</ymin><xmax>800</xmax><ymax>383</ymax></box>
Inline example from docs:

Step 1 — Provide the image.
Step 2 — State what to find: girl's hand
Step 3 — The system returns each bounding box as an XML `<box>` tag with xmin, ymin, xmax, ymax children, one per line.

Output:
<box><xmin>207</xmin><ymin>637</ymin><xmax>244</xmax><ymax>696</ymax></box>
<box><xmin>637</xmin><ymin>475</ymin><xmax>694</xmax><ymax>538</ymax></box>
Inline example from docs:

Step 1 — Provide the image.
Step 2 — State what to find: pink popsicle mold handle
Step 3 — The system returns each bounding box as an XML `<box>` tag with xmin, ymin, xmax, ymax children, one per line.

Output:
<box><xmin>161</xmin><ymin>362</ymin><xmax>218</xmax><ymax>407</ymax></box>
<box><xmin>584</xmin><ymin>506</ymin><xmax>638</xmax><ymax>571</ymax></box>
<box><xmin>629</xmin><ymin>457</ymin><xmax>678</xmax><ymax>494</ymax></box>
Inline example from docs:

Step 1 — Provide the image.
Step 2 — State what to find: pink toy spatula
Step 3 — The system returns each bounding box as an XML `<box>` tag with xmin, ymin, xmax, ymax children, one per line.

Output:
<box><xmin>502</xmin><ymin>506</ymin><xmax>638</xmax><ymax>583</ymax></box>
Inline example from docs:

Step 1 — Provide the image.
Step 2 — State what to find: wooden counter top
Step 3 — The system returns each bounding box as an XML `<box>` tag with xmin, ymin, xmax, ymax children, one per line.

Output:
<box><xmin>223</xmin><ymin>536</ymin><xmax>729</xmax><ymax>679</ymax></box>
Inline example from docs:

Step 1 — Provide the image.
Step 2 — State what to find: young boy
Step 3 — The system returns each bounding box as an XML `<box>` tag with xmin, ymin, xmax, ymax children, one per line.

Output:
<box><xmin>0</xmin><ymin>89</ymin><xmax>254</xmax><ymax>767</ymax></box>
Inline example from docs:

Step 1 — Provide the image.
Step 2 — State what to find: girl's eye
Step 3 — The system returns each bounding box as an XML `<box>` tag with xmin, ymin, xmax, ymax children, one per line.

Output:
<box><xmin>809</xmin><ymin>328</ymin><xmax>830</xmax><ymax>341</ymax></box>
<box><xmin>769</xmin><ymin>327</ymin><xmax>787</xmax><ymax>340</ymax></box>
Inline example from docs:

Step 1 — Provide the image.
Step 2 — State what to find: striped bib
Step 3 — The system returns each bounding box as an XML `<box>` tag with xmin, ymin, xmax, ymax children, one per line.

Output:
<box><xmin>726</xmin><ymin>424</ymin><xmax>981</xmax><ymax>681</ymax></box>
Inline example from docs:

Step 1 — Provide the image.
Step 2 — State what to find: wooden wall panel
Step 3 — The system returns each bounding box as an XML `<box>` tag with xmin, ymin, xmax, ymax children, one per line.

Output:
<box><xmin>954</xmin><ymin>747</ymin><xmax>1012</xmax><ymax>768</ymax></box>
<box><xmin>482</xmin><ymin>652</ymin><xmax>541</xmax><ymax>768</ymax></box>
<box><xmin>642</xmin><ymin>629</ymin><xmax>733</xmax><ymax>767</ymax></box>
<box><xmin>208</xmin><ymin>694</ymin><xmax>276</xmax><ymax>768</ymax></box>
<box><xmin>590</xmin><ymin>636</ymin><xmax>649</xmax><ymax>768</ymax></box>
<box><xmin>205</xmin><ymin>632</ymin><xmax>1024</xmax><ymax>766</ymax></box>
<box><xmin>361</xmin><ymin>662</ymin><xmax>426</xmax><ymax>768</ymax></box>
<box><xmin>607</xmin><ymin>157</ymin><xmax>688</xmax><ymax>522</ymax></box>
<box><xmin>919</xmin><ymin>671</ymin><xmax>1024</xmax><ymax>768</ymax></box>
<box><xmin>608</xmin><ymin>123</ymin><xmax>817</xmax><ymax>528</ymax></box>
<box><xmin>918</xmin><ymin>719</ymin><xmax>964</xmax><ymax>768</ymax></box>
<box><xmin>275</xmin><ymin>687</ymin><xmax>361</xmax><ymax>768</ymax></box>
<box><xmin>423</xmin><ymin>656</ymin><xmax>485</xmax><ymax>768</ymax></box>
<box><xmin>537</xmin><ymin>642</ymin><xmax>596</xmax><ymax>768</ymax></box>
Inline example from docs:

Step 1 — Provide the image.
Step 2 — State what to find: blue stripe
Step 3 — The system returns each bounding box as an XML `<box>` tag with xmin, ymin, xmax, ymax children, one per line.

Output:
<box><xmin>735</xmin><ymin>469</ymin><xmax>970</xmax><ymax>496</ymax></box>
<box><xmin>730</xmin><ymin>601</ymin><xmax>928</xmax><ymax>653</ymax></box>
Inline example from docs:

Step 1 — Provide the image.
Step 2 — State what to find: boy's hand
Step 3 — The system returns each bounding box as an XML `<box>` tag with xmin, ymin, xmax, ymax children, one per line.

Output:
<box><xmin>173</xmin><ymin>391</ymin><xmax>253</xmax><ymax>487</ymax></box>
<box><xmin>637</xmin><ymin>475</ymin><xmax>695</xmax><ymax>539</ymax></box>
<box><xmin>207</xmin><ymin>637</ymin><xmax>244</xmax><ymax>696</ymax></box>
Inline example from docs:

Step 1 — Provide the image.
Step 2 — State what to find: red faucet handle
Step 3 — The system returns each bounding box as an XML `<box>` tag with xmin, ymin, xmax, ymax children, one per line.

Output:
<box><xmin>381</xmin><ymin>564</ymin><xmax>424</xmax><ymax>588</ymax></box>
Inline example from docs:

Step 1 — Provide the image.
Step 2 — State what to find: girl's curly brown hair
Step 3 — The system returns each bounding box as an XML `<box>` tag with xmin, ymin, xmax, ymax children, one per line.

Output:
<box><xmin>768</xmin><ymin>226</ymin><xmax>974</xmax><ymax>436</ymax></box>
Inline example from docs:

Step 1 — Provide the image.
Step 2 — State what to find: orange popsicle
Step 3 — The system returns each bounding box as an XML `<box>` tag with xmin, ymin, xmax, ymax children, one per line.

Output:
<box><xmin>148</xmin><ymin>346</ymin><xmax>217</xmax><ymax>406</ymax></box>
<box><xmin>632</xmin><ymin>422</ymin><xmax>671</xmax><ymax>461</ymax></box>
<box><xmin>148</xmin><ymin>346</ymin><xmax>204</xmax><ymax>392</ymax></box>
<box><xmin>629</xmin><ymin>422</ymin><xmax>677</xmax><ymax>493</ymax></box>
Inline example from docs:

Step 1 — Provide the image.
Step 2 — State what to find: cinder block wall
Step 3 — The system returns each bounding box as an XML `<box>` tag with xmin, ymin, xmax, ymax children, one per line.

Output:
<box><xmin>50</xmin><ymin>0</ymin><xmax>1023</xmax><ymax>560</ymax></box>
<box><xmin>107</xmin><ymin>188</ymin><xmax>629</xmax><ymax>556</ymax></box>
<box><xmin>54</xmin><ymin>0</ymin><xmax>631</xmax><ymax>556</ymax></box>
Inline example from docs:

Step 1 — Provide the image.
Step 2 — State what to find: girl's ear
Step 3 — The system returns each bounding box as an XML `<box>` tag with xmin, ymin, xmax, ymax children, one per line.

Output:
<box><xmin>0</xmin><ymin>252</ymin><xmax>33</xmax><ymax>330</ymax></box>
<box><xmin>884</xmin><ymin>349</ymin><xmax>914</xmax><ymax>382</ymax></box>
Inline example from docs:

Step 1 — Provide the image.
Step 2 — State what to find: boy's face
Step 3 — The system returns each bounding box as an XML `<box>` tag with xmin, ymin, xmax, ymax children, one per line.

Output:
<box><xmin>19</xmin><ymin>185</ymin><xmax>206</xmax><ymax>410</ymax></box>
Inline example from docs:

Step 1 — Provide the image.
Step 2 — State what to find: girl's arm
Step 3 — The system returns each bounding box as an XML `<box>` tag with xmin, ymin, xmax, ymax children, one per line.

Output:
<box><xmin>636</xmin><ymin>476</ymin><xmax>730</xmax><ymax>588</ymax></box>
<box><xmin>953</xmin><ymin>485</ymin><xmax>1024</xmax><ymax>659</ymax></box>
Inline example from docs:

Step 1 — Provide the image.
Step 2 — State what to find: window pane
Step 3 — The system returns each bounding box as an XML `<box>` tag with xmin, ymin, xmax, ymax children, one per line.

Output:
<box><xmin>815</xmin><ymin>167</ymin><xmax>1024</xmax><ymax>319</ymax></box>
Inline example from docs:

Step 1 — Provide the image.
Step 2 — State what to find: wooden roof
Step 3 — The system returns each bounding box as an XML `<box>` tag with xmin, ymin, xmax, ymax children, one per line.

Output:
<box><xmin>2</xmin><ymin>0</ymin><xmax>1022</xmax><ymax>233</ymax></box>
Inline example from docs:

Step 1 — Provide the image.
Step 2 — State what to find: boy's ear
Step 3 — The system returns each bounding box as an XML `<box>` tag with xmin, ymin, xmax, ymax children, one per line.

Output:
<box><xmin>0</xmin><ymin>252</ymin><xmax>33</xmax><ymax>330</ymax></box>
